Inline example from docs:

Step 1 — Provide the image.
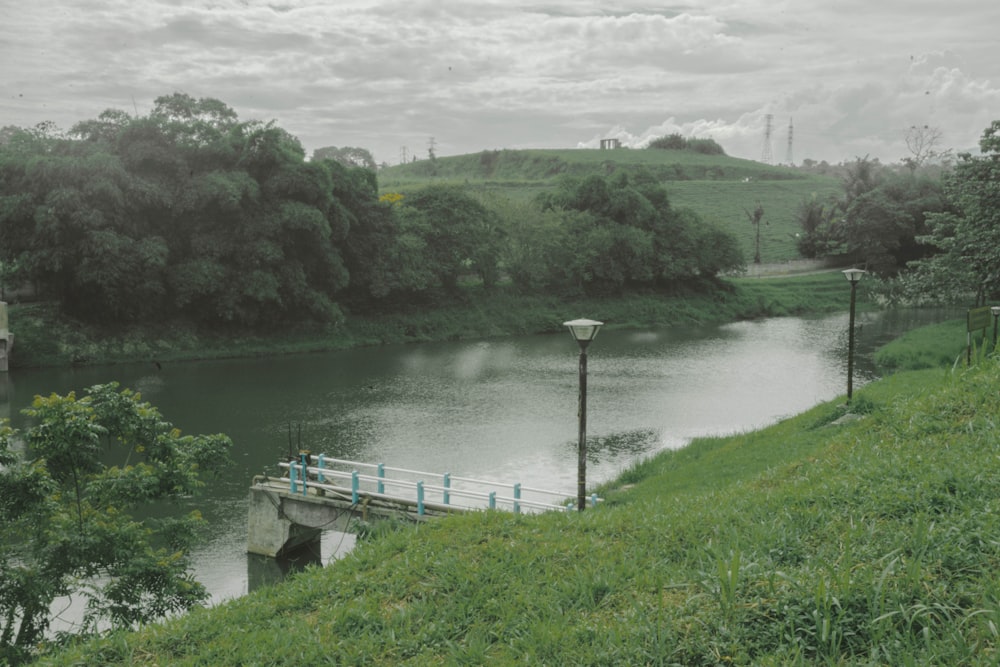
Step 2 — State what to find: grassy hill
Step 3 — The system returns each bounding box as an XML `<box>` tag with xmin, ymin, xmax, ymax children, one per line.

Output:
<box><xmin>379</xmin><ymin>148</ymin><xmax>843</xmax><ymax>263</ymax></box>
<box><xmin>43</xmin><ymin>337</ymin><xmax>1000</xmax><ymax>665</ymax></box>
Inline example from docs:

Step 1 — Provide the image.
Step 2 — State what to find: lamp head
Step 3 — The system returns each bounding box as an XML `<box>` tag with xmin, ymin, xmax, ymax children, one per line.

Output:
<box><xmin>563</xmin><ymin>319</ymin><xmax>603</xmax><ymax>347</ymax></box>
<box><xmin>842</xmin><ymin>268</ymin><xmax>866</xmax><ymax>284</ymax></box>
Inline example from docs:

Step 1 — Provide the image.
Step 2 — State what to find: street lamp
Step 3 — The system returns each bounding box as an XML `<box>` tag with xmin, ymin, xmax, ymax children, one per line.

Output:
<box><xmin>843</xmin><ymin>269</ymin><xmax>866</xmax><ymax>402</ymax></box>
<box><xmin>564</xmin><ymin>318</ymin><xmax>603</xmax><ymax>511</ymax></box>
<box><xmin>991</xmin><ymin>306</ymin><xmax>1000</xmax><ymax>350</ymax></box>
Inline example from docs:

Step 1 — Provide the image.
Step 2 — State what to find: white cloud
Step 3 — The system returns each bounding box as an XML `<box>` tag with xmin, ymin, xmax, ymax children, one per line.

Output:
<box><xmin>2</xmin><ymin>0</ymin><xmax>998</xmax><ymax>165</ymax></box>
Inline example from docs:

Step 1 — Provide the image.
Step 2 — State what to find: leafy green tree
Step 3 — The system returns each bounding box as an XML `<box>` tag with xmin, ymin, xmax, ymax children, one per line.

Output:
<box><xmin>839</xmin><ymin>174</ymin><xmax>945</xmax><ymax>275</ymax></box>
<box><xmin>0</xmin><ymin>96</ymin><xmax>374</xmax><ymax>327</ymax></box>
<box><xmin>909</xmin><ymin>121</ymin><xmax>1000</xmax><ymax>303</ymax></box>
<box><xmin>312</xmin><ymin>146</ymin><xmax>376</xmax><ymax>171</ymax></box>
<box><xmin>794</xmin><ymin>156</ymin><xmax>945</xmax><ymax>275</ymax></box>
<box><xmin>539</xmin><ymin>173</ymin><xmax>742</xmax><ymax>294</ymax></box>
<box><xmin>402</xmin><ymin>185</ymin><xmax>495</xmax><ymax>291</ymax></box>
<box><xmin>0</xmin><ymin>383</ymin><xmax>231</xmax><ymax>665</ymax></box>
<box><xmin>794</xmin><ymin>197</ymin><xmax>841</xmax><ymax>258</ymax></box>
<box><xmin>647</xmin><ymin>134</ymin><xmax>688</xmax><ymax>150</ymax></box>
<box><xmin>646</xmin><ymin>134</ymin><xmax>725</xmax><ymax>155</ymax></box>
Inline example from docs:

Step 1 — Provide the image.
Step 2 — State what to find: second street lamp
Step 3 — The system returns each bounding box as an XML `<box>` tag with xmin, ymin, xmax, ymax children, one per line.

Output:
<box><xmin>564</xmin><ymin>318</ymin><xmax>603</xmax><ymax>512</ymax></box>
<box><xmin>843</xmin><ymin>268</ymin><xmax>866</xmax><ymax>402</ymax></box>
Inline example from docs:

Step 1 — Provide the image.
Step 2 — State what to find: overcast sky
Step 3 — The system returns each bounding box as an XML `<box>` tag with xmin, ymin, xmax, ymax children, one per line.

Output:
<box><xmin>3</xmin><ymin>1</ymin><xmax>999</xmax><ymax>166</ymax></box>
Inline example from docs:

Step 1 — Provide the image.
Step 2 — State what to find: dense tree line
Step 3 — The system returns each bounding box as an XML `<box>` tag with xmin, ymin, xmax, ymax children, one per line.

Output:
<box><xmin>0</xmin><ymin>95</ymin><xmax>745</xmax><ymax>327</ymax></box>
<box><xmin>793</xmin><ymin>121</ymin><xmax>1000</xmax><ymax>307</ymax></box>
<box><xmin>646</xmin><ymin>133</ymin><xmax>726</xmax><ymax>155</ymax></box>
<box><xmin>905</xmin><ymin>121</ymin><xmax>1000</xmax><ymax>304</ymax></box>
<box><xmin>794</xmin><ymin>156</ymin><xmax>951</xmax><ymax>275</ymax></box>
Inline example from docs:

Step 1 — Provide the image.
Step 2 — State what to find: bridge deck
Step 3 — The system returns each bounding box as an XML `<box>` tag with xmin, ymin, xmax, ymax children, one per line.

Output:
<box><xmin>248</xmin><ymin>455</ymin><xmax>597</xmax><ymax>558</ymax></box>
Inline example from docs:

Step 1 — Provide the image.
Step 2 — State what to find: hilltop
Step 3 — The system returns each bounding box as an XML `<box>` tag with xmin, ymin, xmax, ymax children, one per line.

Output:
<box><xmin>379</xmin><ymin>147</ymin><xmax>843</xmax><ymax>263</ymax></box>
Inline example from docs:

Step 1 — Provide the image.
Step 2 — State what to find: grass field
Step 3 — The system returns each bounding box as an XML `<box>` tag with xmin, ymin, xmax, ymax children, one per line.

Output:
<box><xmin>378</xmin><ymin>147</ymin><xmax>843</xmax><ymax>264</ymax></box>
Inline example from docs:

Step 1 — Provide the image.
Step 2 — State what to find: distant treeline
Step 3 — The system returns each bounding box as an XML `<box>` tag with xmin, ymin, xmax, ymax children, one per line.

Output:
<box><xmin>646</xmin><ymin>133</ymin><xmax>726</xmax><ymax>155</ymax></box>
<box><xmin>0</xmin><ymin>94</ymin><xmax>745</xmax><ymax>328</ymax></box>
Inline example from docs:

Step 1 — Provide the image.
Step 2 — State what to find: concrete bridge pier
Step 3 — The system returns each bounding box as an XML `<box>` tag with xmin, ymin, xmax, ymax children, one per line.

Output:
<box><xmin>247</xmin><ymin>477</ymin><xmax>355</xmax><ymax>558</ymax></box>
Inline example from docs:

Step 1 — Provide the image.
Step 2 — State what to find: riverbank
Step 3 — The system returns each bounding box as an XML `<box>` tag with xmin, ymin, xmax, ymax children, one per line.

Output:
<box><xmin>8</xmin><ymin>272</ymin><xmax>859</xmax><ymax>368</ymax></box>
<box><xmin>39</xmin><ymin>318</ymin><xmax>1000</xmax><ymax>664</ymax></box>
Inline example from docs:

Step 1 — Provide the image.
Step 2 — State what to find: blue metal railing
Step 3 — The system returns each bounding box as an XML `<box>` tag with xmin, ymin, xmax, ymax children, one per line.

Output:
<box><xmin>278</xmin><ymin>455</ymin><xmax>601</xmax><ymax>515</ymax></box>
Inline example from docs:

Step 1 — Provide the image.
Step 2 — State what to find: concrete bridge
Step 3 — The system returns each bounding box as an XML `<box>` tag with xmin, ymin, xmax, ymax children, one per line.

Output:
<box><xmin>247</xmin><ymin>454</ymin><xmax>596</xmax><ymax>558</ymax></box>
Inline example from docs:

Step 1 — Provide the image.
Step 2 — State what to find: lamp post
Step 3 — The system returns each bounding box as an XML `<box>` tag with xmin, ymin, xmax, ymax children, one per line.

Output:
<box><xmin>843</xmin><ymin>269</ymin><xmax>866</xmax><ymax>402</ymax></box>
<box><xmin>564</xmin><ymin>318</ymin><xmax>603</xmax><ymax>511</ymax></box>
<box><xmin>991</xmin><ymin>307</ymin><xmax>1000</xmax><ymax>350</ymax></box>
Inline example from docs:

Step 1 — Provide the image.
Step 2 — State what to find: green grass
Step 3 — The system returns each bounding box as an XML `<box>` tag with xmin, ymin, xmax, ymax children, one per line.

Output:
<box><xmin>378</xmin><ymin>148</ymin><xmax>843</xmax><ymax>264</ymax></box>
<box><xmin>874</xmin><ymin>318</ymin><xmax>982</xmax><ymax>373</ymax></box>
<box><xmin>36</xmin><ymin>315</ymin><xmax>1000</xmax><ymax>665</ymax></box>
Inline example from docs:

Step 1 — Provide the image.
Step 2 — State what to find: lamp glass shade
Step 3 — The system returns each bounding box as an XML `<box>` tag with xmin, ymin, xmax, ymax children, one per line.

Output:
<box><xmin>563</xmin><ymin>318</ymin><xmax>603</xmax><ymax>342</ymax></box>
<box><xmin>842</xmin><ymin>268</ymin><xmax>866</xmax><ymax>283</ymax></box>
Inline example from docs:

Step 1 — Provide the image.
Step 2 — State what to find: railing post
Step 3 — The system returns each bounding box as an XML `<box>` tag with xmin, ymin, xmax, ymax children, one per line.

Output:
<box><xmin>513</xmin><ymin>483</ymin><xmax>522</xmax><ymax>514</ymax></box>
<box><xmin>417</xmin><ymin>481</ymin><xmax>425</xmax><ymax>516</ymax></box>
<box><xmin>377</xmin><ymin>463</ymin><xmax>385</xmax><ymax>494</ymax></box>
<box><xmin>489</xmin><ymin>491</ymin><xmax>496</xmax><ymax>510</ymax></box>
<box><xmin>443</xmin><ymin>473</ymin><xmax>451</xmax><ymax>505</ymax></box>
<box><xmin>591</xmin><ymin>493</ymin><xmax>598</xmax><ymax>508</ymax></box>
<box><xmin>289</xmin><ymin>464</ymin><xmax>298</xmax><ymax>494</ymax></box>
<box><xmin>317</xmin><ymin>454</ymin><xmax>325</xmax><ymax>483</ymax></box>
<box><xmin>351</xmin><ymin>471</ymin><xmax>360</xmax><ymax>504</ymax></box>
<box><xmin>299</xmin><ymin>452</ymin><xmax>309</xmax><ymax>496</ymax></box>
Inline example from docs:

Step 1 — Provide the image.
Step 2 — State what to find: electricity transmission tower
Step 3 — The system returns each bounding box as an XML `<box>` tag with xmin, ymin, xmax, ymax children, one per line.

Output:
<box><xmin>785</xmin><ymin>118</ymin><xmax>794</xmax><ymax>165</ymax></box>
<box><xmin>761</xmin><ymin>114</ymin><xmax>774</xmax><ymax>165</ymax></box>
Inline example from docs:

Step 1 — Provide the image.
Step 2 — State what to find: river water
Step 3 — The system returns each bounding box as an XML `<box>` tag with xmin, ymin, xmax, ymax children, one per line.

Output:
<box><xmin>0</xmin><ymin>307</ymin><xmax>957</xmax><ymax>611</ymax></box>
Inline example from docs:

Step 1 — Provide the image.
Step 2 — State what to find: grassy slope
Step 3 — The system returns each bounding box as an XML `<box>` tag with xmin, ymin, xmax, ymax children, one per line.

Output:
<box><xmin>43</xmin><ymin>349</ymin><xmax>1000</xmax><ymax>665</ymax></box>
<box><xmin>378</xmin><ymin>148</ymin><xmax>842</xmax><ymax>263</ymax></box>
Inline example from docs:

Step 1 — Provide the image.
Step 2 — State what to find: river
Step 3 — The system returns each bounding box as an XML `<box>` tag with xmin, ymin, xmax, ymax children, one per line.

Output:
<box><xmin>0</xmin><ymin>307</ymin><xmax>957</xmax><ymax>613</ymax></box>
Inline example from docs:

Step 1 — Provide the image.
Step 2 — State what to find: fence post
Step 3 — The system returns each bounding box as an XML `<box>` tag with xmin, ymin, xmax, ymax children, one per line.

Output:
<box><xmin>299</xmin><ymin>453</ymin><xmax>309</xmax><ymax>496</ymax></box>
<box><xmin>317</xmin><ymin>454</ymin><xmax>325</xmax><ymax>483</ymax></box>
<box><xmin>513</xmin><ymin>483</ymin><xmax>521</xmax><ymax>514</ymax></box>
<box><xmin>591</xmin><ymin>493</ymin><xmax>598</xmax><ymax>508</ymax></box>
<box><xmin>489</xmin><ymin>491</ymin><xmax>496</xmax><ymax>510</ymax></box>
<box><xmin>351</xmin><ymin>471</ymin><xmax>360</xmax><ymax>504</ymax></box>
<box><xmin>417</xmin><ymin>481</ymin><xmax>425</xmax><ymax>516</ymax></box>
<box><xmin>377</xmin><ymin>463</ymin><xmax>385</xmax><ymax>494</ymax></box>
<box><xmin>289</xmin><ymin>464</ymin><xmax>298</xmax><ymax>494</ymax></box>
<box><xmin>443</xmin><ymin>473</ymin><xmax>451</xmax><ymax>505</ymax></box>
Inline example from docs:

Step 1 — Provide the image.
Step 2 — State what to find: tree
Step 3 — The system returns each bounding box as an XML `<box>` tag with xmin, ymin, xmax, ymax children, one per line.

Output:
<box><xmin>0</xmin><ymin>96</ymin><xmax>378</xmax><ymax>327</ymax></box>
<box><xmin>794</xmin><ymin>197</ymin><xmax>840</xmax><ymax>258</ymax></box>
<box><xmin>647</xmin><ymin>134</ymin><xmax>687</xmax><ymax>150</ymax></box>
<box><xmin>793</xmin><ymin>156</ymin><xmax>945</xmax><ymax>275</ymax></box>
<box><xmin>745</xmin><ymin>201</ymin><xmax>765</xmax><ymax>264</ymax></box>
<box><xmin>903</xmin><ymin>124</ymin><xmax>951</xmax><ymax>172</ymax></box>
<box><xmin>402</xmin><ymin>185</ymin><xmax>494</xmax><ymax>291</ymax></box>
<box><xmin>840</xmin><ymin>173</ymin><xmax>945</xmax><ymax>275</ymax></box>
<box><xmin>908</xmin><ymin>121</ymin><xmax>1000</xmax><ymax>303</ymax></box>
<box><xmin>0</xmin><ymin>383</ymin><xmax>231</xmax><ymax>664</ymax></box>
<box><xmin>312</xmin><ymin>146</ymin><xmax>376</xmax><ymax>171</ymax></box>
<box><xmin>538</xmin><ymin>173</ymin><xmax>743</xmax><ymax>294</ymax></box>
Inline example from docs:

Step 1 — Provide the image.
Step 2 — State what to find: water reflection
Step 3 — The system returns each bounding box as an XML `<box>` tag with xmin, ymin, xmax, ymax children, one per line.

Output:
<box><xmin>0</xmin><ymin>308</ymin><xmax>960</xmax><ymax>607</ymax></box>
